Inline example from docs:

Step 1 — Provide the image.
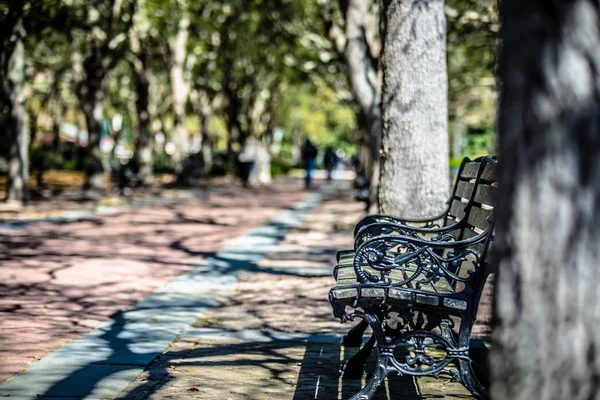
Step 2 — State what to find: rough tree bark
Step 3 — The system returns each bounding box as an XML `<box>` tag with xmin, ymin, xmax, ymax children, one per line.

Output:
<box><xmin>378</xmin><ymin>0</ymin><xmax>449</xmax><ymax>218</ymax></box>
<box><xmin>1</xmin><ymin>15</ymin><xmax>28</xmax><ymax>204</ymax></box>
<box><xmin>491</xmin><ymin>1</ymin><xmax>600</xmax><ymax>399</ymax></box>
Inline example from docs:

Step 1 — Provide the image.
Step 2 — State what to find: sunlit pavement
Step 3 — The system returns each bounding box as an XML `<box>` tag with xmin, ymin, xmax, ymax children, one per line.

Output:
<box><xmin>0</xmin><ymin>179</ymin><xmax>491</xmax><ymax>399</ymax></box>
<box><xmin>0</xmin><ymin>178</ymin><xmax>312</xmax><ymax>386</ymax></box>
<box><xmin>118</xmin><ymin>183</ymin><xmax>489</xmax><ymax>399</ymax></box>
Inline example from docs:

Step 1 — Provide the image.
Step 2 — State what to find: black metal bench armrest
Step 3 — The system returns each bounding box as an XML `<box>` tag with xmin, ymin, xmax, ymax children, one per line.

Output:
<box><xmin>352</xmin><ymin>208</ymin><xmax>450</xmax><ymax>237</ymax></box>
<box><xmin>352</xmin><ymin>230</ymin><xmax>490</xmax><ymax>286</ymax></box>
<box><xmin>354</xmin><ymin>220</ymin><xmax>466</xmax><ymax>249</ymax></box>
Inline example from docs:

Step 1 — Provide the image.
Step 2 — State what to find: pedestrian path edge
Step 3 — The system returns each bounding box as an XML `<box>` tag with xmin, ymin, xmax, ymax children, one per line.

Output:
<box><xmin>0</xmin><ymin>186</ymin><xmax>329</xmax><ymax>400</ymax></box>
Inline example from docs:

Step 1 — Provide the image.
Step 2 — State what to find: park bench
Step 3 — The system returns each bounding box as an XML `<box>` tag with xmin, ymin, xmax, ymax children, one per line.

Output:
<box><xmin>329</xmin><ymin>156</ymin><xmax>497</xmax><ymax>399</ymax></box>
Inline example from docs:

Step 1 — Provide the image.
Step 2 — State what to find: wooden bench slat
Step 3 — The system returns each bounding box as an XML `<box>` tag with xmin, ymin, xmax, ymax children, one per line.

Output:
<box><xmin>334</xmin><ymin>265</ymin><xmax>454</xmax><ymax>294</ymax></box>
<box><xmin>460</xmin><ymin>162</ymin><xmax>480</xmax><ymax>179</ymax></box>
<box><xmin>455</xmin><ymin>181</ymin><xmax>475</xmax><ymax>200</ymax></box>
<box><xmin>449</xmin><ymin>199</ymin><xmax>466</xmax><ymax>219</ymax></box>
<box><xmin>474</xmin><ymin>184</ymin><xmax>496</xmax><ymax>206</ymax></box>
<box><xmin>480</xmin><ymin>162</ymin><xmax>497</xmax><ymax>182</ymax></box>
<box><xmin>467</xmin><ymin>206</ymin><xmax>492</xmax><ymax>230</ymax></box>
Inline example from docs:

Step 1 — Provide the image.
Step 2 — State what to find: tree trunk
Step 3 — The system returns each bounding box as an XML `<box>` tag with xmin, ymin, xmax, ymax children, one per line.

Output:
<box><xmin>197</xmin><ymin>89</ymin><xmax>213</xmax><ymax>175</ymax></box>
<box><xmin>225</xmin><ymin>95</ymin><xmax>242</xmax><ymax>166</ymax></box>
<box><xmin>132</xmin><ymin>53</ymin><xmax>153</xmax><ymax>185</ymax></box>
<box><xmin>4</xmin><ymin>21</ymin><xmax>28</xmax><ymax>204</ymax></box>
<box><xmin>199</xmin><ymin>115</ymin><xmax>212</xmax><ymax>176</ymax></box>
<box><xmin>28</xmin><ymin>111</ymin><xmax>37</xmax><ymax>150</ymax></box>
<box><xmin>131</xmin><ymin>0</ymin><xmax>153</xmax><ymax>186</ymax></box>
<box><xmin>491</xmin><ymin>1</ymin><xmax>600</xmax><ymax>399</ymax></box>
<box><xmin>135</xmin><ymin>82</ymin><xmax>152</xmax><ymax>185</ymax></box>
<box><xmin>51</xmin><ymin>97</ymin><xmax>62</xmax><ymax>153</ymax></box>
<box><xmin>378</xmin><ymin>0</ymin><xmax>449</xmax><ymax>218</ymax></box>
<box><xmin>343</xmin><ymin>0</ymin><xmax>382</xmax><ymax>212</ymax></box>
<box><xmin>169</xmin><ymin>9</ymin><xmax>190</xmax><ymax>176</ymax></box>
<box><xmin>80</xmin><ymin>85</ymin><xmax>105</xmax><ymax>192</ymax></box>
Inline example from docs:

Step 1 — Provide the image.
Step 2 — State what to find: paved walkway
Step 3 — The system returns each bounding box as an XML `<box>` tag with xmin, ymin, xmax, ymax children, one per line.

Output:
<box><xmin>115</xmin><ymin>184</ymin><xmax>491</xmax><ymax>399</ymax></box>
<box><xmin>0</xmin><ymin>179</ymin><xmax>492</xmax><ymax>399</ymax></box>
<box><xmin>0</xmin><ymin>179</ymin><xmax>311</xmax><ymax>385</ymax></box>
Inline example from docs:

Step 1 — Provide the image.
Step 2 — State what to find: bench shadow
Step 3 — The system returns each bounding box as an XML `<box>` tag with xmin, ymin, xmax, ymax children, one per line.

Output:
<box><xmin>292</xmin><ymin>341</ymin><xmax>422</xmax><ymax>400</ymax></box>
<box><xmin>291</xmin><ymin>339</ymin><xmax>487</xmax><ymax>400</ymax></box>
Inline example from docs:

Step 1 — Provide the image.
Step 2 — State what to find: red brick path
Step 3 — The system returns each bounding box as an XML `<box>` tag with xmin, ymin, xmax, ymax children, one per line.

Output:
<box><xmin>0</xmin><ymin>179</ymin><xmax>310</xmax><ymax>383</ymax></box>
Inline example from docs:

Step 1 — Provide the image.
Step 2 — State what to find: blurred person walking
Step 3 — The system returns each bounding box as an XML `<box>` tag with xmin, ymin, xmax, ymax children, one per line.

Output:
<box><xmin>324</xmin><ymin>147</ymin><xmax>338</xmax><ymax>181</ymax></box>
<box><xmin>301</xmin><ymin>138</ymin><xmax>318</xmax><ymax>189</ymax></box>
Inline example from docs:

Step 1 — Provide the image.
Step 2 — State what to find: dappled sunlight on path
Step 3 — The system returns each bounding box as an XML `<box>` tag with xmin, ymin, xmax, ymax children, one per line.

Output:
<box><xmin>117</xmin><ymin>183</ymin><xmax>483</xmax><ymax>399</ymax></box>
<box><xmin>0</xmin><ymin>179</ymin><xmax>310</xmax><ymax>383</ymax></box>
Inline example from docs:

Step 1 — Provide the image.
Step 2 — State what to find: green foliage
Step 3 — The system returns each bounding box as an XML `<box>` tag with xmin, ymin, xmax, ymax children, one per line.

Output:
<box><xmin>14</xmin><ymin>0</ymin><xmax>500</xmax><ymax>183</ymax></box>
<box><xmin>153</xmin><ymin>151</ymin><xmax>174</xmax><ymax>174</ymax></box>
<box><xmin>462</xmin><ymin>125</ymin><xmax>496</xmax><ymax>158</ymax></box>
<box><xmin>270</xmin><ymin>155</ymin><xmax>295</xmax><ymax>177</ymax></box>
<box><xmin>446</xmin><ymin>0</ymin><xmax>498</xmax><ymax>150</ymax></box>
<box><xmin>276</xmin><ymin>82</ymin><xmax>357</xmax><ymax>155</ymax></box>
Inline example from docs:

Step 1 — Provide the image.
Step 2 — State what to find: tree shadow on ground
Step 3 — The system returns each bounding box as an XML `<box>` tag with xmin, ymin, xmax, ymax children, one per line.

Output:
<box><xmin>110</xmin><ymin>332</ymin><xmax>482</xmax><ymax>399</ymax></box>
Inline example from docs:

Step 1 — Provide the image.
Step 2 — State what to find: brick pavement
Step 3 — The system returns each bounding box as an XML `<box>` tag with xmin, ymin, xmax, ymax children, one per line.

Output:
<box><xmin>0</xmin><ymin>179</ymin><xmax>310</xmax><ymax>384</ymax></box>
<box><xmin>0</xmin><ymin>179</ymin><xmax>492</xmax><ymax>399</ymax></box>
<box><xmin>117</xmin><ymin>182</ymin><xmax>492</xmax><ymax>400</ymax></box>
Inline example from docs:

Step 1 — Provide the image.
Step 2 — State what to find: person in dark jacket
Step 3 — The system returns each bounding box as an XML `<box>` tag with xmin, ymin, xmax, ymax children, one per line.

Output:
<box><xmin>301</xmin><ymin>139</ymin><xmax>318</xmax><ymax>188</ymax></box>
<box><xmin>324</xmin><ymin>147</ymin><xmax>338</xmax><ymax>181</ymax></box>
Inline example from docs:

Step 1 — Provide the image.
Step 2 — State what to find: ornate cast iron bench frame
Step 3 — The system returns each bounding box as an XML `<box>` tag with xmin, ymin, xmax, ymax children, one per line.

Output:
<box><xmin>329</xmin><ymin>156</ymin><xmax>497</xmax><ymax>399</ymax></box>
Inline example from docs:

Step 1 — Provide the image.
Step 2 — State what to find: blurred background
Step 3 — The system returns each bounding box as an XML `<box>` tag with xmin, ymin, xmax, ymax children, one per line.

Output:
<box><xmin>0</xmin><ymin>0</ymin><xmax>498</xmax><ymax>202</ymax></box>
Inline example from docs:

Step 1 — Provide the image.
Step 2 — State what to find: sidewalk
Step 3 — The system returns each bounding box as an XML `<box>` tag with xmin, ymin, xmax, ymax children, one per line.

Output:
<box><xmin>118</xmin><ymin>183</ymin><xmax>490</xmax><ymax>399</ymax></box>
<box><xmin>0</xmin><ymin>180</ymin><xmax>492</xmax><ymax>399</ymax></box>
<box><xmin>0</xmin><ymin>178</ymin><xmax>312</xmax><ymax>385</ymax></box>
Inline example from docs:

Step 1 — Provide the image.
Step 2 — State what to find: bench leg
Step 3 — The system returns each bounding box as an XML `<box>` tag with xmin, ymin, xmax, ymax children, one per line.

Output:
<box><xmin>342</xmin><ymin>332</ymin><xmax>376</xmax><ymax>379</ymax></box>
<box><xmin>458</xmin><ymin>359</ymin><xmax>488</xmax><ymax>400</ymax></box>
<box><xmin>343</xmin><ymin>319</ymin><xmax>369</xmax><ymax>347</ymax></box>
<box><xmin>456</xmin><ymin>316</ymin><xmax>489</xmax><ymax>400</ymax></box>
<box><xmin>349</xmin><ymin>352</ymin><xmax>390</xmax><ymax>400</ymax></box>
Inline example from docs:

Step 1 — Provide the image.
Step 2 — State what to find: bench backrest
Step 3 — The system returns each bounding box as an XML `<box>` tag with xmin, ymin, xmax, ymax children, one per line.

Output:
<box><xmin>428</xmin><ymin>156</ymin><xmax>497</xmax><ymax>296</ymax></box>
<box><xmin>444</xmin><ymin>156</ymin><xmax>494</xmax><ymax>228</ymax></box>
<box><xmin>435</xmin><ymin>156</ymin><xmax>497</xmax><ymax>299</ymax></box>
<box><xmin>449</xmin><ymin>156</ymin><xmax>497</xmax><ymax>269</ymax></box>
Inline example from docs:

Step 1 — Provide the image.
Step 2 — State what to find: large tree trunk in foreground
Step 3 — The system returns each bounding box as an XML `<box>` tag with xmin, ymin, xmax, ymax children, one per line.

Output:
<box><xmin>4</xmin><ymin>22</ymin><xmax>28</xmax><ymax>204</ymax></box>
<box><xmin>378</xmin><ymin>0</ymin><xmax>449</xmax><ymax>218</ymax></box>
<box><xmin>491</xmin><ymin>1</ymin><xmax>600</xmax><ymax>400</ymax></box>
